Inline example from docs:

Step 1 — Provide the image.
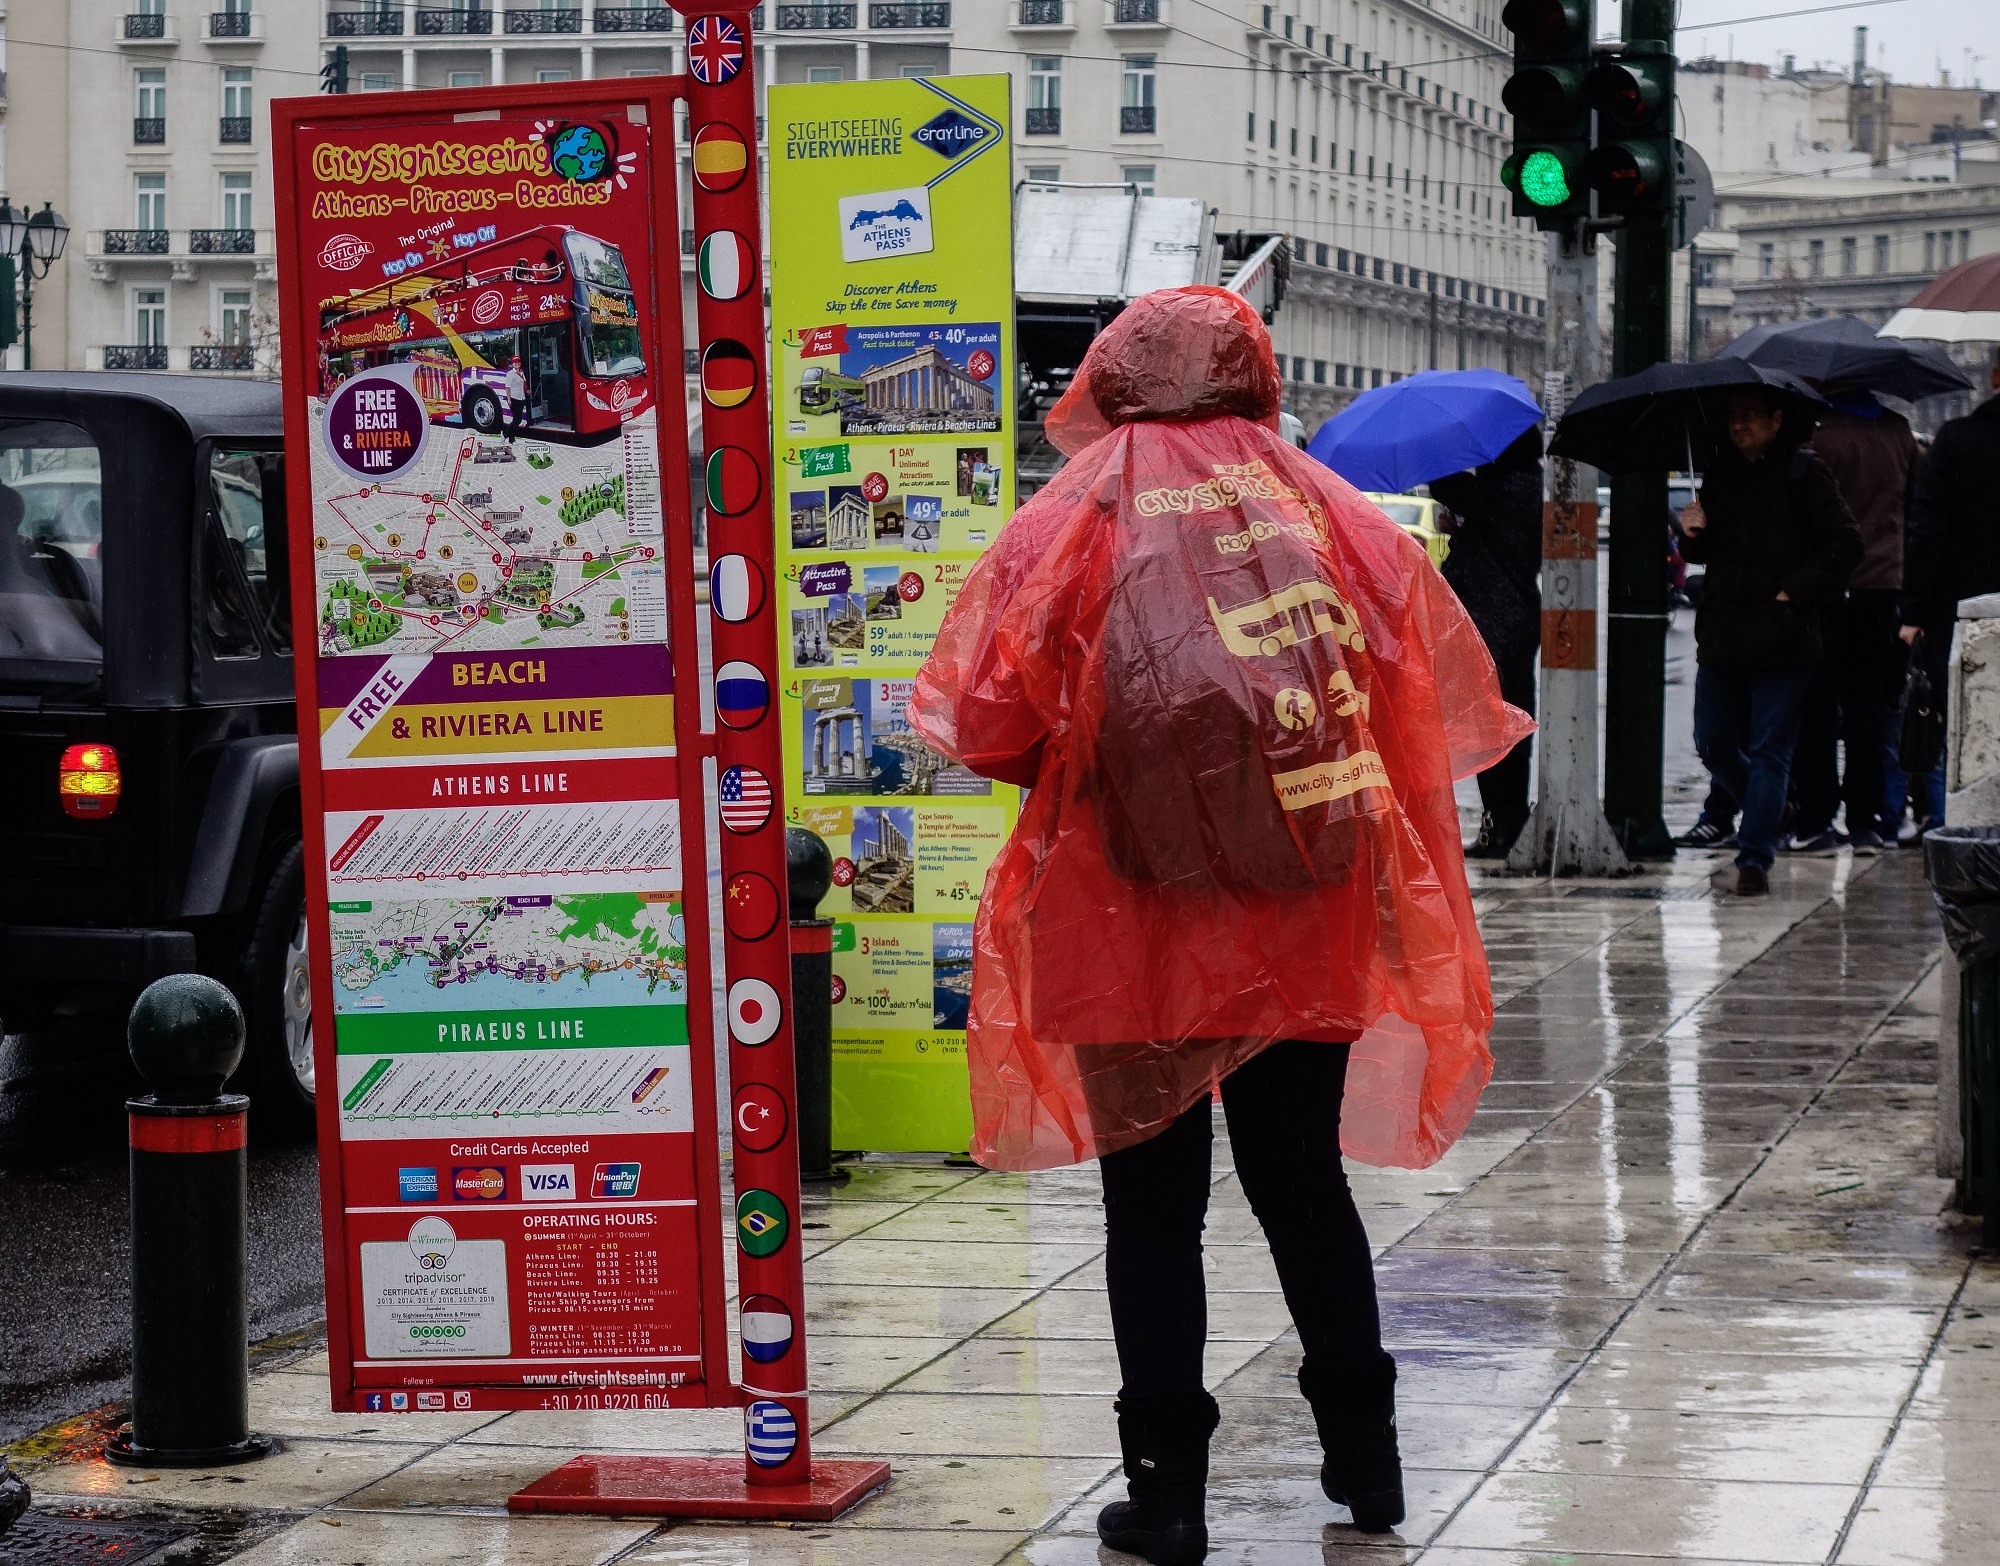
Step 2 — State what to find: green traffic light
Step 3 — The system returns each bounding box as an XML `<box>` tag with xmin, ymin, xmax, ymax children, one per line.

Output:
<box><xmin>1518</xmin><ymin>149</ymin><xmax>1572</xmax><ymax>207</ymax></box>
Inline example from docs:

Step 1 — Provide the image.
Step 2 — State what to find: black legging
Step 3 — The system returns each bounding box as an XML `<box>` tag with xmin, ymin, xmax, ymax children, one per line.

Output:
<box><xmin>1098</xmin><ymin>1040</ymin><xmax>1382</xmax><ymax>1403</ymax></box>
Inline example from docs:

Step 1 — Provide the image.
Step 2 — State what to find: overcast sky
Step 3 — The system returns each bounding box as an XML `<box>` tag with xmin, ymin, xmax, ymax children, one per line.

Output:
<box><xmin>1664</xmin><ymin>0</ymin><xmax>2000</xmax><ymax>91</ymax></box>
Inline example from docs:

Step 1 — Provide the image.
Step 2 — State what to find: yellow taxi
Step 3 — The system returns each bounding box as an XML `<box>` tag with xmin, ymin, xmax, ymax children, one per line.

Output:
<box><xmin>1363</xmin><ymin>492</ymin><xmax>1451</xmax><ymax>568</ymax></box>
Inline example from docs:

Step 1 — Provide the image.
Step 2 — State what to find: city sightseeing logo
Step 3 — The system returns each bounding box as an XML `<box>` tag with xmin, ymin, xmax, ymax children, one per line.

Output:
<box><xmin>319</xmin><ymin>233</ymin><xmax>374</xmax><ymax>272</ymax></box>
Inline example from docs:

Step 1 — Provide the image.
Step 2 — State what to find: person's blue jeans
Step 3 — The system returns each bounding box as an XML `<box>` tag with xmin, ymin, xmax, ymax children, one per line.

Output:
<box><xmin>1694</xmin><ymin>665</ymin><xmax>1813</xmax><ymax>872</ymax></box>
<box><xmin>1881</xmin><ymin>727</ymin><xmax>1947</xmax><ymax>829</ymax></box>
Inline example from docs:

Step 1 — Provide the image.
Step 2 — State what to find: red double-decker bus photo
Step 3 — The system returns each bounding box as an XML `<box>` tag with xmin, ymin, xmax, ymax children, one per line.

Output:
<box><xmin>316</xmin><ymin>224</ymin><xmax>650</xmax><ymax>446</ymax></box>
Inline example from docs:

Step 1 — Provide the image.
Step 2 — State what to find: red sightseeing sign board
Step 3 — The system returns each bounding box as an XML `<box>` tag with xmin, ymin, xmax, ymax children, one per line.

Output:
<box><xmin>273</xmin><ymin>17</ymin><xmax>885</xmax><ymax>1517</ymax></box>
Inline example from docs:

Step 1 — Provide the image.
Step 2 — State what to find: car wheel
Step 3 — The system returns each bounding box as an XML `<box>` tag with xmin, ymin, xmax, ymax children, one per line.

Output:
<box><xmin>241</xmin><ymin>839</ymin><xmax>317</xmax><ymax>1139</ymax></box>
<box><xmin>463</xmin><ymin>387</ymin><xmax>504</xmax><ymax>435</ymax></box>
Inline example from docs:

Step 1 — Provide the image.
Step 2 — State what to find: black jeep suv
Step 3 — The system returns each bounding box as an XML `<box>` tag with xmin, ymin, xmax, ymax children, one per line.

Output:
<box><xmin>0</xmin><ymin>374</ymin><xmax>311</xmax><ymax>1135</ymax></box>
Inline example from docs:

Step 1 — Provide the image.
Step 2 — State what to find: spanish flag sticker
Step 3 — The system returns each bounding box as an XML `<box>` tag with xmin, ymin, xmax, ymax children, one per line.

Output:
<box><xmin>706</xmin><ymin>446</ymin><xmax>762</xmax><ymax>517</ymax></box>
<box><xmin>698</xmin><ymin>230</ymin><xmax>756</xmax><ymax>301</ymax></box>
<box><xmin>701</xmin><ymin>339</ymin><xmax>758</xmax><ymax>410</ymax></box>
<box><xmin>692</xmin><ymin>123</ymin><xmax>748</xmax><ymax>192</ymax></box>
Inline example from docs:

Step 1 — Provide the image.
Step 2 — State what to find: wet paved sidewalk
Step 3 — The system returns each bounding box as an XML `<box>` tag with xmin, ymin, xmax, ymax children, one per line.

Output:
<box><xmin>18</xmin><ymin>848</ymin><xmax>1998</xmax><ymax>1566</ymax></box>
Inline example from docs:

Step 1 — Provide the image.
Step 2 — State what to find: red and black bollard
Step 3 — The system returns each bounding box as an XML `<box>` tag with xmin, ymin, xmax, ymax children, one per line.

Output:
<box><xmin>786</xmin><ymin>827</ymin><xmax>841</xmax><ymax>1184</ymax></box>
<box><xmin>105</xmin><ymin>974</ymin><xmax>274</xmax><ymax>1467</ymax></box>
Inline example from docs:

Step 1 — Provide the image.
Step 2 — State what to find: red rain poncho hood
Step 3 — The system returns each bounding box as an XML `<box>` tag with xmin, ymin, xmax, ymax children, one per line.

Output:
<box><xmin>908</xmin><ymin>287</ymin><xmax>1532</xmax><ymax>1171</ymax></box>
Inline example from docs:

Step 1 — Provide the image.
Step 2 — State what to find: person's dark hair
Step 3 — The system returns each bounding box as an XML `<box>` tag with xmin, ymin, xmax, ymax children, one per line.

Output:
<box><xmin>1490</xmin><ymin>424</ymin><xmax>1544</xmax><ymax>474</ymax></box>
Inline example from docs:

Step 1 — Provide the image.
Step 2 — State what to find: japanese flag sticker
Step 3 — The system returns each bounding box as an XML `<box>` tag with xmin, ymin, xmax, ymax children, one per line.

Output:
<box><xmin>728</xmin><ymin>977</ymin><xmax>782</xmax><ymax>1046</ymax></box>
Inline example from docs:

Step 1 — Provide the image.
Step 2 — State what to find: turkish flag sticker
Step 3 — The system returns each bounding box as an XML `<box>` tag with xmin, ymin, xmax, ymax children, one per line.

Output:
<box><xmin>733</xmin><ymin>1083</ymin><xmax>789</xmax><ymax>1153</ymax></box>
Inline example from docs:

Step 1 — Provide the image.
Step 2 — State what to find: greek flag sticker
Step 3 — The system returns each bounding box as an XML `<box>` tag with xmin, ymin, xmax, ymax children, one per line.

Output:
<box><xmin>745</xmin><ymin>1398</ymin><xmax>798</xmax><ymax>1468</ymax></box>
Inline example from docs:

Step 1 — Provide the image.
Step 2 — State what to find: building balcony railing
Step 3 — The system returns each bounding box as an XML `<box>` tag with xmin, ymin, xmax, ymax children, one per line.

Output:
<box><xmin>122</xmin><ymin>13</ymin><xmax>168</xmax><ymax>39</ymax></box>
<box><xmin>869</xmin><ymin>1</ymin><xmax>949</xmax><ymax>23</ymax></box>
<box><xmin>777</xmin><ymin>3</ymin><xmax>856</xmax><ymax>25</ymax></box>
<box><xmin>191</xmin><ymin>344</ymin><xmax>257</xmax><ymax>372</ymax></box>
<box><xmin>133</xmin><ymin>117</ymin><xmax>166</xmax><ymax>144</ymax></box>
<box><xmin>208</xmin><ymin>10</ymin><xmax>253</xmax><ymax>36</ymax></box>
<box><xmin>417</xmin><ymin>7</ymin><xmax>494</xmax><ymax>31</ymax></box>
<box><xmin>592</xmin><ymin>6</ymin><xmax>673</xmax><ymax>29</ymax></box>
<box><xmin>219</xmin><ymin>116</ymin><xmax>252</xmax><ymax>143</ymax></box>
<box><xmin>1015</xmin><ymin>0</ymin><xmax>1068</xmax><ymax>21</ymax></box>
<box><xmin>102</xmin><ymin>229</ymin><xmax>173</xmax><ymax>255</ymax></box>
<box><xmin>190</xmin><ymin>228</ymin><xmax>258</xmax><ymax>254</ymax></box>
<box><xmin>1024</xmin><ymin>106</ymin><xmax>1060</xmax><ymax>135</ymax></box>
<box><xmin>1120</xmin><ymin>103</ymin><xmax>1156</xmax><ymax>134</ymax></box>
<box><xmin>105</xmin><ymin>345</ymin><xmax>172</xmax><ymax>371</ymax></box>
<box><xmin>505</xmin><ymin>8</ymin><xmax>582</xmax><ymax>30</ymax></box>
<box><xmin>326</xmin><ymin>9</ymin><xmax>404</xmax><ymax>34</ymax></box>
<box><xmin>1110</xmin><ymin>0</ymin><xmax>1161</xmax><ymax>21</ymax></box>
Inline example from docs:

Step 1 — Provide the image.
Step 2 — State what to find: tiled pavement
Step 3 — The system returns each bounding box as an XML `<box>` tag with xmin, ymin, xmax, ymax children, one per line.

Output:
<box><xmin>17</xmin><ymin>847</ymin><xmax>1999</xmax><ymax>1565</ymax></box>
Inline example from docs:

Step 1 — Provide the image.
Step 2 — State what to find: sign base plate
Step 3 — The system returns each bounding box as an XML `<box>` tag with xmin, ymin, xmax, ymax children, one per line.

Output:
<box><xmin>508</xmin><ymin>1455</ymin><xmax>892</xmax><ymax>1521</ymax></box>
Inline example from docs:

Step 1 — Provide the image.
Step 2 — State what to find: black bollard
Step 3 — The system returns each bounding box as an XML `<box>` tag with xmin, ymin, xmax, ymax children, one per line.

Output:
<box><xmin>105</xmin><ymin>974</ymin><xmax>275</xmax><ymax>1467</ymax></box>
<box><xmin>787</xmin><ymin>826</ymin><xmax>843</xmax><ymax>1183</ymax></box>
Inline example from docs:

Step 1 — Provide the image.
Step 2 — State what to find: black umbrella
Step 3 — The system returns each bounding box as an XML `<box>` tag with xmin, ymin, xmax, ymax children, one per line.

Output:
<box><xmin>1549</xmin><ymin>360</ymin><xmax>1830</xmax><ymax>474</ymax></box>
<box><xmin>1718</xmin><ymin>314</ymin><xmax>1970</xmax><ymax>401</ymax></box>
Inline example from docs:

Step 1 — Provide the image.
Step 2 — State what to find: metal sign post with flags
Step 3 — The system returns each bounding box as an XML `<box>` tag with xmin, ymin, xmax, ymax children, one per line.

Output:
<box><xmin>272</xmin><ymin>6</ymin><xmax>887</xmax><ymax>1522</ymax></box>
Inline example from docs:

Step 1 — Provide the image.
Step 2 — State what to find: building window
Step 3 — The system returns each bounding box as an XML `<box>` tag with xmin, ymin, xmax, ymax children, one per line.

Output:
<box><xmin>1120</xmin><ymin>54</ymin><xmax>1156</xmax><ymax>134</ymax></box>
<box><xmin>360</xmin><ymin>72</ymin><xmax>395</xmax><ymax>91</ymax></box>
<box><xmin>1758</xmin><ymin>242</ymin><xmax>1775</xmax><ymax>279</ymax></box>
<box><xmin>1026</xmin><ymin>56</ymin><xmax>1060</xmax><ymax>135</ymax></box>
<box><xmin>136</xmin><ymin>173</ymin><xmax>167</xmax><ymax>231</ymax></box>
<box><xmin>1808</xmin><ymin>239</ymin><xmax>1824</xmax><ymax>277</ymax></box>
<box><xmin>1874</xmin><ymin>234</ymin><xmax>1890</xmax><ymax>272</ymax></box>
<box><xmin>1841</xmin><ymin>236</ymin><xmax>1857</xmax><ymax>275</ymax></box>
<box><xmin>1246</xmin><ymin>111</ymin><xmax>1256</xmax><ymax>140</ymax></box>
<box><xmin>1312</xmin><ymin>359</ymin><xmax>1326</xmax><ymax>384</ymax></box>
<box><xmin>1370</xmin><ymin>368</ymin><xmax>1384</xmax><ymax>388</ymax></box>
<box><xmin>448</xmin><ymin>70</ymin><xmax>483</xmax><ymax>88</ymax></box>
<box><xmin>134</xmin><ymin>287</ymin><xmax>168</xmax><ymax>348</ymax></box>
<box><xmin>219</xmin><ymin>288</ymin><xmax>254</xmax><ymax>347</ymax></box>
<box><xmin>221</xmin><ymin>172</ymin><xmax>253</xmax><ymax>232</ymax></box>
<box><xmin>1694</xmin><ymin>255</ymin><xmax>1718</xmax><ymax>287</ymax></box>
<box><xmin>1290</xmin><ymin>126</ymin><xmax>1298</xmax><ymax>155</ymax></box>
<box><xmin>807</xmin><ymin>66</ymin><xmax>843</xmax><ymax>83</ymax></box>
<box><xmin>1335</xmin><ymin>364</ymin><xmax>1348</xmax><ymax>386</ymax></box>
<box><xmin>1924</xmin><ymin>231</ymin><xmax>1937</xmax><ymax>271</ymax></box>
<box><xmin>1023</xmin><ymin>165</ymin><xmax>1062</xmax><ymax>183</ymax></box>
<box><xmin>537</xmin><ymin>69</ymin><xmax>574</xmax><ymax>83</ymax></box>
<box><xmin>222</xmin><ymin>67</ymin><xmax>252</xmax><ymax>121</ymax></box>
<box><xmin>135</xmin><ymin>67</ymin><xmax>167</xmax><ymax>142</ymax></box>
<box><xmin>1121</xmin><ymin>164</ymin><xmax>1156</xmax><ymax>196</ymax></box>
<box><xmin>1961</xmin><ymin>229</ymin><xmax>1973</xmax><ymax>265</ymax></box>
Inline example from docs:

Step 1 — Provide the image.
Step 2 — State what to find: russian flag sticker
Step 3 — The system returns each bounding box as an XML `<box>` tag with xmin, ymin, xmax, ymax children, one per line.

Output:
<box><xmin>741</xmin><ymin>1294</ymin><xmax>795</xmax><ymax>1363</ymax></box>
<box><xmin>714</xmin><ymin>660</ymin><xmax>768</xmax><ymax>729</ymax></box>
<box><xmin>710</xmin><ymin>554</ymin><xmax>764</xmax><ymax>623</ymax></box>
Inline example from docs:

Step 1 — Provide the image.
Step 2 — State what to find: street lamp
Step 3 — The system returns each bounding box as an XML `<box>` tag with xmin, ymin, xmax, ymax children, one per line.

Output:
<box><xmin>0</xmin><ymin>200</ymin><xmax>71</xmax><ymax>370</ymax></box>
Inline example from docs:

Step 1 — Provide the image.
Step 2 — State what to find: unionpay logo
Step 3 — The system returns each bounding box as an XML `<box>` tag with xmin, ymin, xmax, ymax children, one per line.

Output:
<box><xmin>521</xmin><ymin>1163</ymin><xmax>577</xmax><ymax>1202</ymax></box>
<box><xmin>591</xmin><ymin>1162</ymin><xmax>641</xmax><ymax>1199</ymax></box>
<box><xmin>398</xmin><ymin>1167</ymin><xmax>439</xmax><ymax>1203</ymax></box>
<box><xmin>452</xmin><ymin>1166</ymin><xmax>507</xmax><ymax>1202</ymax></box>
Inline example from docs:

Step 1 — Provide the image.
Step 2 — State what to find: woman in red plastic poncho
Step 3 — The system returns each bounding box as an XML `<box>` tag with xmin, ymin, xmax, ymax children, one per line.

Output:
<box><xmin>908</xmin><ymin>287</ymin><xmax>1529</xmax><ymax>1562</ymax></box>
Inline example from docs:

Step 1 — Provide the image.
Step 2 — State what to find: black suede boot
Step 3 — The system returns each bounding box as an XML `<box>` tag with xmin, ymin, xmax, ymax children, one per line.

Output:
<box><xmin>1299</xmin><ymin>1353</ymin><xmax>1404</xmax><ymax>1533</ymax></box>
<box><xmin>1095</xmin><ymin>1391</ymin><xmax>1220</xmax><ymax>1566</ymax></box>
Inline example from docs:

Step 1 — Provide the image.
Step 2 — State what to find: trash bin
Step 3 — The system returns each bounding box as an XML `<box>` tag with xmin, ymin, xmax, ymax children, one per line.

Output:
<box><xmin>1924</xmin><ymin>825</ymin><xmax>2000</xmax><ymax>1244</ymax></box>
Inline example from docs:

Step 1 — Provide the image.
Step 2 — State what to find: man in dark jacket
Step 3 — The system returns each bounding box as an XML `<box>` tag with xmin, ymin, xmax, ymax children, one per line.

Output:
<box><xmin>1786</xmin><ymin>392</ymin><xmax>1921</xmax><ymax>853</ymax></box>
<box><xmin>1429</xmin><ymin>426</ymin><xmax>1543</xmax><ymax>857</ymax></box>
<box><xmin>1680</xmin><ymin>387</ymin><xmax>1863</xmax><ymax>895</ymax></box>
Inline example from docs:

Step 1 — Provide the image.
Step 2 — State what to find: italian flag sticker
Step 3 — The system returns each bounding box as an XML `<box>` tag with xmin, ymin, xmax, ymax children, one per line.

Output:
<box><xmin>698</xmin><ymin>230</ymin><xmax>756</xmax><ymax>301</ymax></box>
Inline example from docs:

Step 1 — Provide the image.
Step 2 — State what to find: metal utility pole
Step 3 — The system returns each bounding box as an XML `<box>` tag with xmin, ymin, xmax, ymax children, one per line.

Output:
<box><xmin>1510</xmin><ymin>224</ymin><xmax>1630</xmax><ymax>877</ymax></box>
<box><xmin>1601</xmin><ymin>0</ymin><xmax>1676</xmax><ymax>859</ymax></box>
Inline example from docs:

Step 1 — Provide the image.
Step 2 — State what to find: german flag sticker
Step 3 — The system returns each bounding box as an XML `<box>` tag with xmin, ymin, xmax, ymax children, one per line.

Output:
<box><xmin>701</xmin><ymin>339</ymin><xmax>758</xmax><ymax>410</ymax></box>
<box><xmin>706</xmin><ymin>446</ymin><xmax>762</xmax><ymax>517</ymax></box>
<box><xmin>692</xmin><ymin>123</ymin><xmax>749</xmax><ymax>192</ymax></box>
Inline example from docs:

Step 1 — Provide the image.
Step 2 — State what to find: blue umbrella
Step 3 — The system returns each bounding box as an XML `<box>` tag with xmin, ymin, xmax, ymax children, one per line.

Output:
<box><xmin>1306</xmin><ymin>368</ymin><xmax>1544</xmax><ymax>493</ymax></box>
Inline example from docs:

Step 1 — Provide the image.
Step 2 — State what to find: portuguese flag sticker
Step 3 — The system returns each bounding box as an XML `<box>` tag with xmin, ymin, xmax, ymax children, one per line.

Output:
<box><xmin>701</xmin><ymin>339</ymin><xmax>758</xmax><ymax>410</ymax></box>
<box><xmin>706</xmin><ymin>446</ymin><xmax>762</xmax><ymax>516</ymax></box>
<box><xmin>692</xmin><ymin>123</ymin><xmax>749</xmax><ymax>192</ymax></box>
<box><xmin>698</xmin><ymin>230</ymin><xmax>756</xmax><ymax>301</ymax></box>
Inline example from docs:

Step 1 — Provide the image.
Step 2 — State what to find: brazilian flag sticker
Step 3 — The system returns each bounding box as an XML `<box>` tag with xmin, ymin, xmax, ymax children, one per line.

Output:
<box><xmin>736</xmin><ymin>1188</ymin><xmax>790</xmax><ymax>1258</ymax></box>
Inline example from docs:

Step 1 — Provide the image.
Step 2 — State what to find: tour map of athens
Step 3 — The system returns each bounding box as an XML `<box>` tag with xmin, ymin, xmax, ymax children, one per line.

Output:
<box><xmin>311</xmin><ymin>406</ymin><xmax>668</xmax><ymax>656</ymax></box>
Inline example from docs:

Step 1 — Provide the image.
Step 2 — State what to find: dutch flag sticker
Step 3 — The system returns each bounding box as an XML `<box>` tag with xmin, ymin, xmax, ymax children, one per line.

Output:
<box><xmin>710</xmin><ymin>555</ymin><xmax>764</xmax><ymax>624</ymax></box>
<box><xmin>714</xmin><ymin>660</ymin><xmax>769</xmax><ymax>729</ymax></box>
<box><xmin>745</xmin><ymin>1399</ymin><xmax>798</xmax><ymax>1468</ymax></box>
<box><xmin>741</xmin><ymin>1294</ymin><xmax>795</xmax><ymax>1364</ymax></box>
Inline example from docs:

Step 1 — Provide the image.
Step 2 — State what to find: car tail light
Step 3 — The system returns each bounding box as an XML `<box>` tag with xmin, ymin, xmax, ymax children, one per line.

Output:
<box><xmin>59</xmin><ymin>743</ymin><xmax>121</xmax><ymax>819</ymax></box>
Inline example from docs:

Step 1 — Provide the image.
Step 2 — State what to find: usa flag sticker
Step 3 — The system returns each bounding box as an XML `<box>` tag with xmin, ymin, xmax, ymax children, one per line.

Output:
<box><xmin>719</xmin><ymin>764</ymin><xmax>773</xmax><ymax>833</ymax></box>
<box><xmin>710</xmin><ymin>554</ymin><xmax>765</xmax><ymax>623</ymax></box>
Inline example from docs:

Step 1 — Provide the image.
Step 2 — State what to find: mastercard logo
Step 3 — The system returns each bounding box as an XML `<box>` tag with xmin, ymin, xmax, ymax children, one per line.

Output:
<box><xmin>452</xmin><ymin>1166</ymin><xmax>507</xmax><ymax>1201</ymax></box>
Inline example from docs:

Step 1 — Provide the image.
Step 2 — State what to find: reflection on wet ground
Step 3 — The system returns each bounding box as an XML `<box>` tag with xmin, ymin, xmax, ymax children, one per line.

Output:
<box><xmin>18</xmin><ymin>849</ymin><xmax>1991</xmax><ymax>1563</ymax></box>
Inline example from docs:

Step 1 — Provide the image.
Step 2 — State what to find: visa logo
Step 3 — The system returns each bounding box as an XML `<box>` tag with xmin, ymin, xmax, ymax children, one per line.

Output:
<box><xmin>521</xmin><ymin>1163</ymin><xmax>576</xmax><ymax>1202</ymax></box>
<box><xmin>398</xmin><ymin>1167</ymin><xmax>439</xmax><ymax>1202</ymax></box>
<box><xmin>591</xmin><ymin>1162</ymin><xmax>641</xmax><ymax>1199</ymax></box>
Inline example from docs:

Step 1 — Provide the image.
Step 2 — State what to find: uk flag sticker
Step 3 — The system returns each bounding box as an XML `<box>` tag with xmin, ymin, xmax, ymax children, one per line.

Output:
<box><xmin>687</xmin><ymin>16</ymin><xmax>745</xmax><ymax>85</ymax></box>
<box><xmin>745</xmin><ymin>1399</ymin><xmax>798</xmax><ymax>1467</ymax></box>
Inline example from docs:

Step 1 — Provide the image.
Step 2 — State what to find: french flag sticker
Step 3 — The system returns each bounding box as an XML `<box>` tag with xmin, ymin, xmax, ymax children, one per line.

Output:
<box><xmin>715</xmin><ymin>660</ymin><xmax>769</xmax><ymax>729</ymax></box>
<box><xmin>710</xmin><ymin>555</ymin><xmax>764</xmax><ymax>624</ymax></box>
<box><xmin>741</xmin><ymin>1294</ymin><xmax>795</xmax><ymax>1363</ymax></box>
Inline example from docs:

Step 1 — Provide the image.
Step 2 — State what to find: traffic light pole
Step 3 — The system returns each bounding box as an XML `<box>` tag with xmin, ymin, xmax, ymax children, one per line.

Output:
<box><xmin>1602</xmin><ymin>0</ymin><xmax>1676</xmax><ymax>859</ymax></box>
<box><xmin>1511</xmin><ymin>222</ymin><xmax>1628</xmax><ymax>877</ymax></box>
